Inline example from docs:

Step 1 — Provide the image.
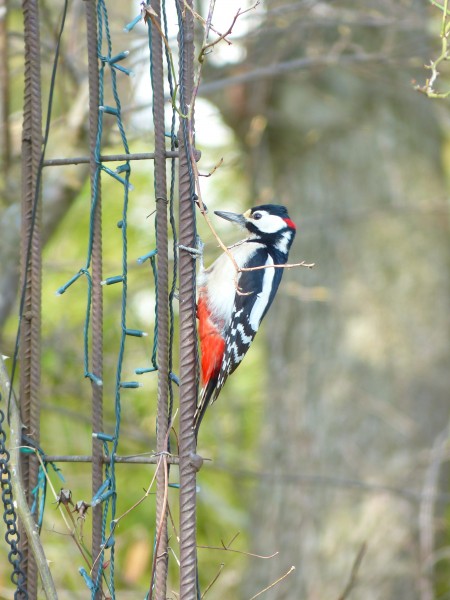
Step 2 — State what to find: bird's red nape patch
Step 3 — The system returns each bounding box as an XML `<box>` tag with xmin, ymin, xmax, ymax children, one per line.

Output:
<box><xmin>197</xmin><ymin>297</ymin><xmax>225</xmax><ymax>384</ymax></box>
<box><xmin>283</xmin><ymin>217</ymin><xmax>297</xmax><ymax>230</ymax></box>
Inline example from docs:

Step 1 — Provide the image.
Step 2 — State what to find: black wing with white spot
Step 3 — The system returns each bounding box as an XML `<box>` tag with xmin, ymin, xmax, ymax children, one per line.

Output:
<box><xmin>211</xmin><ymin>246</ymin><xmax>284</xmax><ymax>403</ymax></box>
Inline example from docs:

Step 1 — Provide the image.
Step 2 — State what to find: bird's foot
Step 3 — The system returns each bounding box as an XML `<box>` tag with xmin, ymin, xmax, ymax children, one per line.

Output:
<box><xmin>178</xmin><ymin>236</ymin><xmax>204</xmax><ymax>262</ymax></box>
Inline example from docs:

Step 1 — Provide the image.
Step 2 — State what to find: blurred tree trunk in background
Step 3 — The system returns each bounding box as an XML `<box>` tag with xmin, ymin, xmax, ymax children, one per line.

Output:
<box><xmin>208</xmin><ymin>1</ymin><xmax>450</xmax><ymax>598</ymax></box>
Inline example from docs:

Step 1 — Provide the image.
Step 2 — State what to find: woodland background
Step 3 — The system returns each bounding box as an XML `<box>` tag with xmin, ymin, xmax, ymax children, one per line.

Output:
<box><xmin>1</xmin><ymin>1</ymin><xmax>450</xmax><ymax>598</ymax></box>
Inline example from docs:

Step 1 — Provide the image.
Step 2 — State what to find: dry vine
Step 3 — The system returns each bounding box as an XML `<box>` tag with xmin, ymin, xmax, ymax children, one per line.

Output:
<box><xmin>416</xmin><ymin>0</ymin><xmax>450</xmax><ymax>97</ymax></box>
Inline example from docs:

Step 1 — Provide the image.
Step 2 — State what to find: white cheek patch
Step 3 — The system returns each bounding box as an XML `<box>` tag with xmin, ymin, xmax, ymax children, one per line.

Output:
<box><xmin>256</xmin><ymin>213</ymin><xmax>286</xmax><ymax>234</ymax></box>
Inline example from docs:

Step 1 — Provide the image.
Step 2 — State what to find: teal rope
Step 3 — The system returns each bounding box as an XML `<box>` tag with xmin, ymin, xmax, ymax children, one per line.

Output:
<box><xmin>97</xmin><ymin>1</ymin><xmax>131</xmax><ymax>597</ymax></box>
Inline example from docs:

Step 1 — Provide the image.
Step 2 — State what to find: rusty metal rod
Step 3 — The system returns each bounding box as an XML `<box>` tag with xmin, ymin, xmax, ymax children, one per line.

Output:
<box><xmin>42</xmin><ymin>150</ymin><xmax>179</xmax><ymax>167</ymax></box>
<box><xmin>43</xmin><ymin>454</ymin><xmax>180</xmax><ymax>465</ymax></box>
<box><xmin>85</xmin><ymin>1</ymin><xmax>103</xmax><ymax>597</ymax></box>
<box><xmin>20</xmin><ymin>0</ymin><xmax>43</xmax><ymax>595</ymax></box>
<box><xmin>177</xmin><ymin>2</ymin><xmax>199</xmax><ymax>598</ymax></box>
<box><xmin>150</xmin><ymin>1</ymin><xmax>170</xmax><ymax>598</ymax></box>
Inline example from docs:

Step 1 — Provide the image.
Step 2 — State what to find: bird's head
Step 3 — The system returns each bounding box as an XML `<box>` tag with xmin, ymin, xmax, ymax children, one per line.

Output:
<box><xmin>214</xmin><ymin>204</ymin><xmax>296</xmax><ymax>250</ymax></box>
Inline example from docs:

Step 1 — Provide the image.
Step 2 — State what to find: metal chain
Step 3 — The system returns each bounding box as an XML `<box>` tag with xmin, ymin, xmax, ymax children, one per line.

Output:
<box><xmin>0</xmin><ymin>400</ymin><xmax>28</xmax><ymax>599</ymax></box>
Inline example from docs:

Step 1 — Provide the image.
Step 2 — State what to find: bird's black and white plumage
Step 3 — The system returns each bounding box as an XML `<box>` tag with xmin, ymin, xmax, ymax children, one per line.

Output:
<box><xmin>195</xmin><ymin>204</ymin><xmax>296</xmax><ymax>435</ymax></box>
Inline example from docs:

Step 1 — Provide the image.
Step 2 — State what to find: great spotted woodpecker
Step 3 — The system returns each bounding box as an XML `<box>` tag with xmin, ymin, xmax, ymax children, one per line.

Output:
<box><xmin>194</xmin><ymin>204</ymin><xmax>296</xmax><ymax>435</ymax></box>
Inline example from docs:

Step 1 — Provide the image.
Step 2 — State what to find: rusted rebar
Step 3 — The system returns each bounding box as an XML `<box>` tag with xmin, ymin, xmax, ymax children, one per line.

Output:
<box><xmin>149</xmin><ymin>1</ymin><xmax>170</xmax><ymax>598</ymax></box>
<box><xmin>20</xmin><ymin>0</ymin><xmax>43</xmax><ymax>596</ymax></box>
<box><xmin>85</xmin><ymin>2</ymin><xmax>103</xmax><ymax>597</ymax></box>
<box><xmin>177</xmin><ymin>1</ymin><xmax>199</xmax><ymax>598</ymax></box>
<box><xmin>42</xmin><ymin>454</ymin><xmax>180</xmax><ymax>464</ymax></box>
<box><xmin>42</xmin><ymin>150</ymin><xmax>178</xmax><ymax>167</ymax></box>
<box><xmin>0</xmin><ymin>0</ymin><xmax>11</xmax><ymax>174</ymax></box>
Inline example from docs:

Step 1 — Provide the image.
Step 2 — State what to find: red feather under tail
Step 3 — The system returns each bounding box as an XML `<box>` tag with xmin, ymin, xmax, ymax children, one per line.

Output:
<box><xmin>195</xmin><ymin>297</ymin><xmax>225</xmax><ymax>435</ymax></box>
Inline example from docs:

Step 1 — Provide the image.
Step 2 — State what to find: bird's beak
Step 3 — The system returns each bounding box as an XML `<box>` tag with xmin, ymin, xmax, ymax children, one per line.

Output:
<box><xmin>214</xmin><ymin>210</ymin><xmax>247</xmax><ymax>228</ymax></box>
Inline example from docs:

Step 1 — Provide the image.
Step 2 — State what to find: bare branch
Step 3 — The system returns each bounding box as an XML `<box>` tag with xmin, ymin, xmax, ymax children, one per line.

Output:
<box><xmin>201</xmin><ymin>563</ymin><xmax>224</xmax><ymax>598</ymax></box>
<box><xmin>149</xmin><ymin>453</ymin><xmax>170</xmax><ymax>599</ymax></box>
<box><xmin>199</xmin><ymin>2</ymin><xmax>261</xmax><ymax>63</ymax></box>
<box><xmin>240</xmin><ymin>261</ymin><xmax>315</xmax><ymax>272</ymax></box>
<box><xmin>183</xmin><ymin>1</ymin><xmax>233</xmax><ymax>47</ymax></box>
<box><xmin>248</xmin><ymin>565</ymin><xmax>296</xmax><ymax>599</ymax></box>
<box><xmin>33</xmin><ymin>453</ymin><xmax>94</xmax><ymax>574</ymax></box>
<box><xmin>337</xmin><ymin>543</ymin><xmax>367</xmax><ymax>600</ymax></box>
<box><xmin>0</xmin><ymin>356</ymin><xmax>58</xmax><ymax>599</ymax></box>
<box><xmin>197</xmin><ymin>528</ymin><xmax>279</xmax><ymax>559</ymax></box>
<box><xmin>199</xmin><ymin>157</ymin><xmax>224</xmax><ymax>177</ymax></box>
<box><xmin>416</xmin><ymin>0</ymin><xmax>450</xmax><ymax>97</ymax></box>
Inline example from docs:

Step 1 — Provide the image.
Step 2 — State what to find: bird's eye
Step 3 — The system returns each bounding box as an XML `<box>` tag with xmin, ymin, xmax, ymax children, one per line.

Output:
<box><xmin>253</xmin><ymin>212</ymin><xmax>262</xmax><ymax>220</ymax></box>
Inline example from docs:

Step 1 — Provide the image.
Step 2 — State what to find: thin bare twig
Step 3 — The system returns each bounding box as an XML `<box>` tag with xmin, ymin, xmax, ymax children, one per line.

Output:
<box><xmin>199</xmin><ymin>2</ymin><xmax>261</xmax><ymax>63</ymax></box>
<box><xmin>168</xmin><ymin>544</ymin><xmax>181</xmax><ymax>567</ymax></box>
<box><xmin>201</xmin><ymin>562</ymin><xmax>225</xmax><ymax>598</ymax></box>
<box><xmin>199</xmin><ymin>157</ymin><xmax>224</xmax><ymax>177</ymax></box>
<box><xmin>93</xmin><ymin>451</ymin><xmax>172</xmax><ymax>577</ymax></box>
<box><xmin>149</xmin><ymin>452</ymin><xmax>170</xmax><ymax>599</ymax></box>
<box><xmin>183</xmin><ymin>1</ymin><xmax>230</xmax><ymax>45</ymax></box>
<box><xmin>106</xmin><ymin>410</ymin><xmax>178</xmax><ymax>542</ymax></box>
<box><xmin>197</xmin><ymin>529</ymin><xmax>279</xmax><ymax>560</ymax></box>
<box><xmin>33</xmin><ymin>451</ymin><xmax>93</xmax><ymax>571</ymax></box>
<box><xmin>167</xmin><ymin>502</ymin><xmax>180</xmax><ymax>543</ymax></box>
<box><xmin>232</xmin><ymin>260</ymin><xmax>314</xmax><ymax>296</ymax></box>
<box><xmin>32</xmin><ymin>453</ymin><xmax>114</xmax><ymax>598</ymax></box>
<box><xmin>337</xmin><ymin>543</ymin><xmax>367</xmax><ymax>600</ymax></box>
<box><xmin>149</xmin><ymin>411</ymin><xmax>177</xmax><ymax>597</ymax></box>
<box><xmin>89</xmin><ymin>456</ymin><xmax>161</xmax><ymax>578</ymax></box>
<box><xmin>108</xmin><ymin>460</ymin><xmax>158</xmax><ymax>529</ymax></box>
<box><xmin>240</xmin><ymin>260</ymin><xmax>315</xmax><ymax>272</ymax></box>
<box><xmin>197</xmin><ymin>544</ymin><xmax>279</xmax><ymax>559</ymax></box>
<box><xmin>248</xmin><ymin>565</ymin><xmax>296</xmax><ymax>599</ymax></box>
<box><xmin>416</xmin><ymin>0</ymin><xmax>450</xmax><ymax>97</ymax></box>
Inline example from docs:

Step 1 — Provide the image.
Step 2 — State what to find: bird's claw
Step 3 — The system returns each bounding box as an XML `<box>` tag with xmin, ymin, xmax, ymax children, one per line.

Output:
<box><xmin>178</xmin><ymin>235</ymin><xmax>204</xmax><ymax>260</ymax></box>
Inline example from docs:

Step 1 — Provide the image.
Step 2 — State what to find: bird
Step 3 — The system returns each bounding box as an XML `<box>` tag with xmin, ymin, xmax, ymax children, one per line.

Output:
<box><xmin>194</xmin><ymin>204</ymin><xmax>297</xmax><ymax>436</ymax></box>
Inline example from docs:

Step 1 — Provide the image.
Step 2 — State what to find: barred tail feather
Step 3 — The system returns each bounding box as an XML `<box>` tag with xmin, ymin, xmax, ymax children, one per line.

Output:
<box><xmin>194</xmin><ymin>378</ymin><xmax>218</xmax><ymax>438</ymax></box>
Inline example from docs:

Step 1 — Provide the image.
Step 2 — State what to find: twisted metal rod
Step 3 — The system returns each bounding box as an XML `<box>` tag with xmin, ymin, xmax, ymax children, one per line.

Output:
<box><xmin>149</xmin><ymin>1</ymin><xmax>170</xmax><ymax>597</ymax></box>
<box><xmin>42</xmin><ymin>454</ymin><xmax>180</xmax><ymax>464</ymax></box>
<box><xmin>20</xmin><ymin>0</ymin><xmax>43</xmax><ymax>595</ymax></box>
<box><xmin>42</xmin><ymin>150</ymin><xmax>179</xmax><ymax>167</ymax></box>
<box><xmin>177</xmin><ymin>1</ymin><xmax>199</xmax><ymax>598</ymax></box>
<box><xmin>85</xmin><ymin>2</ymin><xmax>104</xmax><ymax>598</ymax></box>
